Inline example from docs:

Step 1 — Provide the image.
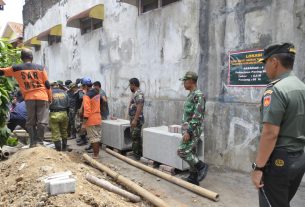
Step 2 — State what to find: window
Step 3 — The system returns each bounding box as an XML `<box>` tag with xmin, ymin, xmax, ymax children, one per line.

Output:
<box><xmin>141</xmin><ymin>0</ymin><xmax>159</xmax><ymax>13</ymax></box>
<box><xmin>48</xmin><ymin>35</ymin><xmax>61</xmax><ymax>46</ymax></box>
<box><xmin>140</xmin><ymin>0</ymin><xmax>180</xmax><ymax>14</ymax></box>
<box><xmin>0</xmin><ymin>5</ymin><xmax>3</xmax><ymax>10</ymax></box>
<box><xmin>162</xmin><ymin>0</ymin><xmax>179</xmax><ymax>7</ymax></box>
<box><xmin>34</xmin><ymin>45</ymin><xmax>41</xmax><ymax>51</ymax></box>
<box><xmin>80</xmin><ymin>17</ymin><xmax>103</xmax><ymax>35</ymax></box>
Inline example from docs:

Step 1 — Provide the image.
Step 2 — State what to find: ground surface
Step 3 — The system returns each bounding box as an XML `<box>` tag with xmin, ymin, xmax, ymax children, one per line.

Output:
<box><xmin>0</xmin><ymin>140</ymin><xmax>304</xmax><ymax>207</ymax></box>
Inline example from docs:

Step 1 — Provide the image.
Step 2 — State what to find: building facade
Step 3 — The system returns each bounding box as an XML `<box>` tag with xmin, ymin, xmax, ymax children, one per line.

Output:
<box><xmin>23</xmin><ymin>0</ymin><xmax>305</xmax><ymax>172</ymax></box>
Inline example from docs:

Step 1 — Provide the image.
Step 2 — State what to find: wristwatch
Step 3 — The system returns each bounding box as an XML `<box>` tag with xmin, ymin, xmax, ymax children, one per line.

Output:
<box><xmin>252</xmin><ymin>162</ymin><xmax>264</xmax><ymax>171</ymax></box>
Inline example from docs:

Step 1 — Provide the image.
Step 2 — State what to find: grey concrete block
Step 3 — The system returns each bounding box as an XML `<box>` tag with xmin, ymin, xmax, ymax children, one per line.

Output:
<box><xmin>102</xmin><ymin>119</ymin><xmax>131</xmax><ymax>150</ymax></box>
<box><xmin>139</xmin><ymin>157</ymin><xmax>149</xmax><ymax>165</ymax></box>
<box><xmin>143</xmin><ymin>126</ymin><xmax>204</xmax><ymax>171</ymax></box>
<box><xmin>159</xmin><ymin>165</ymin><xmax>176</xmax><ymax>175</ymax></box>
<box><xmin>48</xmin><ymin>178</ymin><xmax>76</xmax><ymax>196</ymax></box>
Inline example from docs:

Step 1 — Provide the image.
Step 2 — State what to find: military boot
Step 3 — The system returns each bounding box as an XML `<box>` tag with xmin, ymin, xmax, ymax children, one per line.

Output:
<box><xmin>54</xmin><ymin>141</ymin><xmax>62</xmax><ymax>151</ymax></box>
<box><xmin>182</xmin><ymin>172</ymin><xmax>199</xmax><ymax>186</ymax></box>
<box><xmin>28</xmin><ymin>127</ymin><xmax>37</xmax><ymax>148</ymax></box>
<box><xmin>62</xmin><ymin>139</ymin><xmax>67</xmax><ymax>151</ymax></box>
<box><xmin>196</xmin><ymin>161</ymin><xmax>209</xmax><ymax>182</ymax></box>
<box><xmin>77</xmin><ymin>135</ymin><xmax>88</xmax><ymax>146</ymax></box>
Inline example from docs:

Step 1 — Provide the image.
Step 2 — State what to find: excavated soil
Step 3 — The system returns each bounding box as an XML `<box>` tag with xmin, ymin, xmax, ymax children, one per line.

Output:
<box><xmin>0</xmin><ymin>147</ymin><xmax>145</xmax><ymax>207</ymax></box>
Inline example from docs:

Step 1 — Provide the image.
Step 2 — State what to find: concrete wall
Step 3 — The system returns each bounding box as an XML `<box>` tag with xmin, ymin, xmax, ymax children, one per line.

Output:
<box><xmin>199</xmin><ymin>0</ymin><xmax>305</xmax><ymax>171</ymax></box>
<box><xmin>23</xmin><ymin>0</ymin><xmax>305</xmax><ymax>173</ymax></box>
<box><xmin>23</xmin><ymin>0</ymin><xmax>200</xmax><ymax>127</ymax></box>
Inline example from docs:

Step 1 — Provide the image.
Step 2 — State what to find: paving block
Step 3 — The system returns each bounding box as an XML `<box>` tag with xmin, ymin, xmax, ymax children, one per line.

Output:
<box><xmin>159</xmin><ymin>165</ymin><xmax>176</xmax><ymax>175</ymax></box>
<box><xmin>102</xmin><ymin>119</ymin><xmax>132</xmax><ymax>150</ymax></box>
<box><xmin>143</xmin><ymin>126</ymin><xmax>204</xmax><ymax>171</ymax></box>
<box><xmin>48</xmin><ymin>178</ymin><xmax>76</xmax><ymax>195</ymax></box>
<box><xmin>139</xmin><ymin>157</ymin><xmax>149</xmax><ymax>165</ymax></box>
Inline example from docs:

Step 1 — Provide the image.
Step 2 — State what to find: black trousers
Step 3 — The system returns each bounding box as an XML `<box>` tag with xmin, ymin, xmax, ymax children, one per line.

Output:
<box><xmin>259</xmin><ymin>149</ymin><xmax>305</xmax><ymax>207</ymax></box>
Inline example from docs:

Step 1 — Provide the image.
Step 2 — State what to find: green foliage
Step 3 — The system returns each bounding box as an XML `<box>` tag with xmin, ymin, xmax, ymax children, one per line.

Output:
<box><xmin>0</xmin><ymin>38</ymin><xmax>21</xmax><ymax>67</ymax></box>
<box><xmin>0</xmin><ymin>38</ymin><xmax>21</xmax><ymax>147</ymax></box>
<box><xmin>6</xmin><ymin>137</ymin><xmax>18</xmax><ymax>147</ymax></box>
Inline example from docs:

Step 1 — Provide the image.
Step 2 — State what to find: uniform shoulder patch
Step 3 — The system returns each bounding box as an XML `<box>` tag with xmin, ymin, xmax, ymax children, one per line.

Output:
<box><xmin>264</xmin><ymin>89</ymin><xmax>273</xmax><ymax>96</ymax></box>
<box><xmin>263</xmin><ymin>95</ymin><xmax>271</xmax><ymax>107</ymax></box>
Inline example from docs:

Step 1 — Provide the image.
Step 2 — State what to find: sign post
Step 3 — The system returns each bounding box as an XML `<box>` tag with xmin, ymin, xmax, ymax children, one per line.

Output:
<box><xmin>228</xmin><ymin>49</ymin><xmax>269</xmax><ymax>87</ymax></box>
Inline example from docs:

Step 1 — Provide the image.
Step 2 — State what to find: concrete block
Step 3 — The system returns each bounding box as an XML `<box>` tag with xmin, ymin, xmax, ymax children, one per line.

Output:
<box><xmin>139</xmin><ymin>157</ymin><xmax>149</xmax><ymax>165</ymax></box>
<box><xmin>101</xmin><ymin>119</ymin><xmax>132</xmax><ymax>150</ymax></box>
<box><xmin>44</xmin><ymin>171</ymin><xmax>76</xmax><ymax>196</ymax></box>
<box><xmin>143</xmin><ymin>126</ymin><xmax>204</xmax><ymax>171</ymax></box>
<box><xmin>48</xmin><ymin>178</ymin><xmax>76</xmax><ymax>196</ymax></box>
<box><xmin>159</xmin><ymin>165</ymin><xmax>176</xmax><ymax>175</ymax></box>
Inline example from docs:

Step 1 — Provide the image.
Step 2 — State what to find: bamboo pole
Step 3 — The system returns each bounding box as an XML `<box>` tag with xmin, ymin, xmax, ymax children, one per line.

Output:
<box><xmin>106</xmin><ymin>148</ymin><xmax>220</xmax><ymax>202</ymax></box>
<box><xmin>85</xmin><ymin>174</ymin><xmax>141</xmax><ymax>203</ymax></box>
<box><xmin>83</xmin><ymin>154</ymin><xmax>170</xmax><ymax>207</ymax></box>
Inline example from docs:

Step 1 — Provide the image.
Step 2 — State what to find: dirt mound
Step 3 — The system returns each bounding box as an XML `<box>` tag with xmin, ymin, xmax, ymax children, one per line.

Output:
<box><xmin>0</xmin><ymin>147</ymin><xmax>140</xmax><ymax>207</ymax></box>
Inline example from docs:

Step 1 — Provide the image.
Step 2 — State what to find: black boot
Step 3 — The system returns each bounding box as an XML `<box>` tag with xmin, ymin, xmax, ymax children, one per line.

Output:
<box><xmin>182</xmin><ymin>172</ymin><xmax>199</xmax><ymax>185</ymax></box>
<box><xmin>28</xmin><ymin>127</ymin><xmax>37</xmax><ymax>148</ymax></box>
<box><xmin>77</xmin><ymin>135</ymin><xmax>88</xmax><ymax>146</ymax></box>
<box><xmin>54</xmin><ymin>141</ymin><xmax>62</xmax><ymax>151</ymax></box>
<box><xmin>196</xmin><ymin>161</ymin><xmax>209</xmax><ymax>182</ymax></box>
<box><xmin>62</xmin><ymin>139</ymin><xmax>67</xmax><ymax>151</ymax></box>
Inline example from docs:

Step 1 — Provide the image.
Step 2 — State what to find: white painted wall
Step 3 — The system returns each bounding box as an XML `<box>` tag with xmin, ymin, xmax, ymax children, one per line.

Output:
<box><xmin>24</xmin><ymin>0</ymin><xmax>200</xmax><ymax>122</ymax></box>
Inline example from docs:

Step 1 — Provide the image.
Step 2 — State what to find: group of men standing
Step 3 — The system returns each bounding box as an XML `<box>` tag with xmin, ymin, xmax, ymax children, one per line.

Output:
<box><xmin>1</xmin><ymin>43</ymin><xmax>305</xmax><ymax>206</ymax></box>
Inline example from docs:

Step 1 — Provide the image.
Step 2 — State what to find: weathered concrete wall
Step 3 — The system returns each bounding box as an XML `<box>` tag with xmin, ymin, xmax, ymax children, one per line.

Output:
<box><xmin>199</xmin><ymin>0</ymin><xmax>305</xmax><ymax>171</ymax></box>
<box><xmin>23</xmin><ymin>0</ymin><xmax>305</xmax><ymax>173</ymax></box>
<box><xmin>23</xmin><ymin>0</ymin><xmax>199</xmax><ymax>127</ymax></box>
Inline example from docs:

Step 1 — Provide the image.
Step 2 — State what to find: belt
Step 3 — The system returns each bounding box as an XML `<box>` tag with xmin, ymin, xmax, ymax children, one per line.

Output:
<box><xmin>50</xmin><ymin>109</ymin><xmax>67</xmax><ymax>113</ymax></box>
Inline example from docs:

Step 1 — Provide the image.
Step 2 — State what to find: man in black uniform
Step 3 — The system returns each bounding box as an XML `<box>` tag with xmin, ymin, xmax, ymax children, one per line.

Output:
<box><xmin>251</xmin><ymin>43</ymin><xmax>305</xmax><ymax>207</ymax></box>
<box><xmin>49</xmin><ymin>82</ymin><xmax>69</xmax><ymax>151</ymax></box>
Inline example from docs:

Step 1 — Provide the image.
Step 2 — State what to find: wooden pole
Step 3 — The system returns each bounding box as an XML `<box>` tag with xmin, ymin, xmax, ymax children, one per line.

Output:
<box><xmin>106</xmin><ymin>148</ymin><xmax>220</xmax><ymax>201</ymax></box>
<box><xmin>85</xmin><ymin>174</ymin><xmax>141</xmax><ymax>203</ymax></box>
<box><xmin>83</xmin><ymin>154</ymin><xmax>170</xmax><ymax>207</ymax></box>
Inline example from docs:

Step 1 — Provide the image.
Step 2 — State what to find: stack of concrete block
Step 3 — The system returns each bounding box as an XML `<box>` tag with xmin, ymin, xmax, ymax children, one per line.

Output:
<box><xmin>44</xmin><ymin>171</ymin><xmax>76</xmax><ymax>196</ymax></box>
<box><xmin>143</xmin><ymin>126</ymin><xmax>204</xmax><ymax>171</ymax></box>
<box><xmin>102</xmin><ymin>119</ymin><xmax>131</xmax><ymax>150</ymax></box>
<box><xmin>168</xmin><ymin>125</ymin><xmax>182</xmax><ymax>134</ymax></box>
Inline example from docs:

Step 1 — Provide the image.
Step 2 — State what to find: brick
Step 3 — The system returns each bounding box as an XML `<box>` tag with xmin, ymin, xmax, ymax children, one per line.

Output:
<box><xmin>48</xmin><ymin>178</ymin><xmax>76</xmax><ymax>195</ymax></box>
<box><xmin>159</xmin><ymin>165</ymin><xmax>176</xmax><ymax>175</ymax></box>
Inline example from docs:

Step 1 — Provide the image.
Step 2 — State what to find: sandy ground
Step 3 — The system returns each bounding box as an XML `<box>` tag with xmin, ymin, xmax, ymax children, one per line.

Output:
<box><xmin>96</xmin><ymin>147</ymin><xmax>305</xmax><ymax>207</ymax></box>
<box><xmin>1</xmin><ymin>140</ymin><xmax>304</xmax><ymax>207</ymax></box>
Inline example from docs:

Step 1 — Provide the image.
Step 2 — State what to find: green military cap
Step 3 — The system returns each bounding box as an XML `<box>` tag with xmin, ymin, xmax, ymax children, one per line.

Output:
<box><xmin>68</xmin><ymin>82</ymin><xmax>77</xmax><ymax>89</ymax></box>
<box><xmin>258</xmin><ymin>43</ymin><xmax>296</xmax><ymax>63</ymax></box>
<box><xmin>57</xmin><ymin>80</ymin><xmax>64</xmax><ymax>85</ymax></box>
<box><xmin>179</xmin><ymin>71</ymin><xmax>198</xmax><ymax>81</ymax></box>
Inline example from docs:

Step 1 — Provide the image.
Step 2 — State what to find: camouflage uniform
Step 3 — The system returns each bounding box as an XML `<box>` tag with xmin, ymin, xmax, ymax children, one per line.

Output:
<box><xmin>178</xmin><ymin>88</ymin><xmax>206</xmax><ymax>172</ymax></box>
<box><xmin>129</xmin><ymin>89</ymin><xmax>145</xmax><ymax>157</ymax></box>
<box><xmin>49</xmin><ymin>87</ymin><xmax>69</xmax><ymax>151</ymax></box>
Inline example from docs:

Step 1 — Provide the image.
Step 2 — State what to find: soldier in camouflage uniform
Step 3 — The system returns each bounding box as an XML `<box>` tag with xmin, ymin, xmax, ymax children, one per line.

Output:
<box><xmin>178</xmin><ymin>71</ymin><xmax>208</xmax><ymax>185</ymax></box>
<box><xmin>128</xmin><ymin>78</ymin><xmax>145</xmax><ymax>160</ymax></box>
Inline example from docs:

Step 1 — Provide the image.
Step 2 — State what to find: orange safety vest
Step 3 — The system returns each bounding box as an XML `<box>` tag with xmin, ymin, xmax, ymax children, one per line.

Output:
<box><xmin>0</xmin><ymin>63</ymin><xmax>52</xmax><ymax>101</ymax></box>
<box><xmin>83</xmin><ymin>89</ymin><xmax>102</xmax><ymax>127</ymax></box>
